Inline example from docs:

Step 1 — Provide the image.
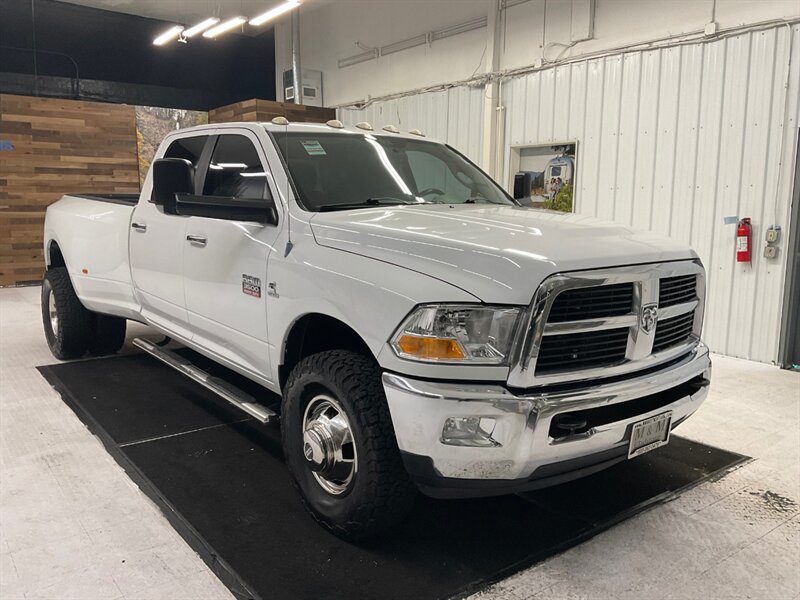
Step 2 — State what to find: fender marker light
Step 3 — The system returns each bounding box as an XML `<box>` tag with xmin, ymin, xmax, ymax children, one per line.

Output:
<box><xmin>153</xmin><ymin>25</ymin><xmax>184</xmax><ymax>46</ymax></box>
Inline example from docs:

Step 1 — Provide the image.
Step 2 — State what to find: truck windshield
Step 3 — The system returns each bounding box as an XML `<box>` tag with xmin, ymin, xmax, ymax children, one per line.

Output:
<box><xmin>271</xmin><ymin>131</ymin><xmax>516</xmax><ymax>211</ymax></box>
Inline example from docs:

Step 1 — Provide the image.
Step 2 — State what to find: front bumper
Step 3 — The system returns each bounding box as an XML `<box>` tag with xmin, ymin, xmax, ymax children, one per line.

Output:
<box><xmin>383</xmin><ymin>343</ymin><xmax>711</xmax><ymax>498</ymax></box>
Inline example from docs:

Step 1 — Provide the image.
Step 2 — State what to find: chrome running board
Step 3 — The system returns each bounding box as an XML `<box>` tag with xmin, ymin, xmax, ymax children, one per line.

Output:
<box><xmin>133</xmin><ymin>337</ymin><xmax>277</xmax><ymax>424</ymax></box>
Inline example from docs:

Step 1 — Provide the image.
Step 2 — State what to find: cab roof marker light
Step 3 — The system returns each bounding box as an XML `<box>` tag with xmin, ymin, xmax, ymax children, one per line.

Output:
<box><xmin>203</xmin><ymin>16</ymin><xmax>248</xmax><ymax>38</ymax></box>
<box><xmin>382</xmin><ymin>125</ymin><xmax>400</xmax><ymax>133</ymax></box>
<box><xmin>153</xmin><ymin>25</ymin><xmax>184</xmax><ymax>46</ymax></box>
<box><xmin>355</xmin><ymin>122</ymin><xmax>373</xmax><ymax>131</ymax></box>
<box><xmin>409</xmin><ymin>128</ymin><xmax>425</xmax><ymax>137</ymax></box>
<box><xmin>183</xmin><ymin>17</ymin><xmax>220</xmax><ymax>38</ymax></box>
<box><xmin>326</xmin><ymin>119</ymin><xmax>344</xmax><ymax>128</ymax></box>
<box><xmin>272</xmin><ymin>116</ymin><xmax>289</xmax><ymax>125</ymax></box>
<box><xmin>250</xmin><ymin>0</ymin><xmax>300</xmax><ymax>27</ymax></box>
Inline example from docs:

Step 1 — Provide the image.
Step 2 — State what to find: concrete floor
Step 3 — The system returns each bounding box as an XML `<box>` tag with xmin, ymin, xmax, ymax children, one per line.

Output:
<box><xmin>0</xmin><ymin>285</ymin><xmax>798</xmax><ymax>600</ymax></box>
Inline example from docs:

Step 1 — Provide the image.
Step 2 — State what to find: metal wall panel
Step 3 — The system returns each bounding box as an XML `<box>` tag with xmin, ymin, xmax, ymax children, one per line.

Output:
<box><xmin>338</xmin><ymin>85</ymin><xmax>485</xmax><ymax>163</ymax></box>
<box><xmin>339</xmin><ymin>25</ymin><xmax>799</xmax><ymax>363</ymax></box>
<box><xmin>504</xmin><ymin>25</ymin><xmax>800</xmax><ymax>363</ymax></box>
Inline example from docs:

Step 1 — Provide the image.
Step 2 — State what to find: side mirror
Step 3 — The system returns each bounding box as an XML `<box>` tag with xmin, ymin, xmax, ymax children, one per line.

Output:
<box><xmin>174</xmin><ymin>195</ymin><xmax>279</xmax><ymax>225</ymax></box>
<box><xmin>513</xmin><ymin>171</ymin><xmax>532</xmax><ymax>201</ymax></box>
<box><xmin>152</xmin><ymin>158</ymin><xmax>194</xmax><ymax>214</ymax></box>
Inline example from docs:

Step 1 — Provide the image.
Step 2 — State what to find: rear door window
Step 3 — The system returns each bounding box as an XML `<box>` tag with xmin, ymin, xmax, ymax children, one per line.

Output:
<box><xmin>203</xmin><ymin>135</ymin><xmax>272</xmax><ymax>201</ymax></box>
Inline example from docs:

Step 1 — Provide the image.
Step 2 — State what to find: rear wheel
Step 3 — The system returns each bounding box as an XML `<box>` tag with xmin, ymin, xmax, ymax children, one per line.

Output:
<box><xmin>88</xmin><ymin>314</ymin><xmax>127</xmax><ymax>356</ymax></box>
<box><xmin>41</xmin><ymin>267</ymin><xmax>128</xmax><ymax>359</ymax></box>
<box><xmin>281</xmin><ymin>350</ymin><xmax>417</xmax><ymax>540</ymax></box>
<box><xmin>41</xmin><ymin>267</ymin><xmax>92</xmax><ymax>359</ymax></box>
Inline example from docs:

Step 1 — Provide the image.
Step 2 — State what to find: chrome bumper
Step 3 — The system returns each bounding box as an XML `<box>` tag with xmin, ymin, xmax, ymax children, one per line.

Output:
<box><xmin>383</xmin><ymin>343</ymin><xmax>711</xmax><ymax>496</ymax></box>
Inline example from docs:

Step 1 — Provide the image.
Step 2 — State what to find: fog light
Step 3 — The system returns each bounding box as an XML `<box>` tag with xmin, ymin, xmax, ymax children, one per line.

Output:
<box><xmin>441</xmin><ymin>416</ymin><xmax>500</xmax><ymax>447</ymax></box>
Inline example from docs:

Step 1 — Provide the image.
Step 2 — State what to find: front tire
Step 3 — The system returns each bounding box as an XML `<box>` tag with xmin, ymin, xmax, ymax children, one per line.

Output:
<box><xmin>41</xmin><ymin>267</ymin><xmax>92</xmax><ymax>359</ymax></box>
<box><xmin>281</xmin><ymin>350</ymin><xmax>417</xmax><ymax>540</ymax></box>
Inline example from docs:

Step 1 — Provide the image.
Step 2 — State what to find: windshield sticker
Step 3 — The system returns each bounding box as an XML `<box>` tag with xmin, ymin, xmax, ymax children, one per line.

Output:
<box><xmin>301</xmin><ymin>140</ymin><xmax>326</xmax><ymax>156</ymax></box>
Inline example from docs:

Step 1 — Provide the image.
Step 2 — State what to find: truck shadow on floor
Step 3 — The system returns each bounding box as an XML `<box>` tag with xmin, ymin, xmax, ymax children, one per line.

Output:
<box><xmin>39</xmin><ymin>352</ymin><xmax>747</xmax><ymax>600</ymax></box>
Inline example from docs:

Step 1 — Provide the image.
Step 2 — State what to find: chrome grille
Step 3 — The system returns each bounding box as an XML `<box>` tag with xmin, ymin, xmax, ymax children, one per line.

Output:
<box><xmin>536</xmin><ymin>328</ymin><xmax>629</xmax><ymax>374</ymax></box>
<box><xmin>547</xmin><ymin>283</ymin><xmax>634</xmax><ymax>322</ymax></box>
<box><xmin>508</xmin><ymin>261</ymin><xmax>705</xmax><ymax>388</ymax></box>
<box><xmin>659</xmin><ymin>275</ymin><xmax>697</xmax><ymax>307</ymax></box>
<box><xmin>653</xmin><ymin>312</ymin><xmax>695</xmax><ymax>352</ymax></box>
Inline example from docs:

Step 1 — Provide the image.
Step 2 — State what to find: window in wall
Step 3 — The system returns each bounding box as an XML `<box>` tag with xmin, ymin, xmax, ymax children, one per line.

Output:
<box><xmin>514</xmin><ymin>143</ymin><xmax>577</xmax><ymax>212</ymax></box>
<box><xmin>203</xmin><ymin>135</ymin><xmax>271</xmax><ymax>201</ymax></box>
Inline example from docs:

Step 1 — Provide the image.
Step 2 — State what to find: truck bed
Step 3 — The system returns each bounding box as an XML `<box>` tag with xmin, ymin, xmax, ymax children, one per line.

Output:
<box><xmin>71</xmin><ymin>193</ymin><xmax>140</xmax><ymax>206</ymax></box>
<box><xmin>44</xmin><ymin>193</ymin><xmax>141</xmax><ymax>320</ymax></box>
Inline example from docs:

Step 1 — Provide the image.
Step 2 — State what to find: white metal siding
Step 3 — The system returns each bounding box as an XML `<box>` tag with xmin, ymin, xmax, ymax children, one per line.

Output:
<box><xmin>510</xmin><ymin>25</ymin><xmax>800</xmax><ymax>363</ymax></box>
<box><xmin>339</xmin><ymin>25</ymin><xmax>800</xmax><ymax>363</ymax></box>
<box><xmin>337</xmin><ymin>85</ymin><xmax>486</xmax><ymax>164</ymax></box>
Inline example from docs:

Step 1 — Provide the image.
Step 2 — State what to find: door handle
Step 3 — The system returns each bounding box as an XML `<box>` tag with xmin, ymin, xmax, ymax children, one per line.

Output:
<box><xmin>186</xmin><ymin>234</ymin><xmax>207</xmax><ymax>247</ymax></box>
<box><xmin>131</xmin><ymin>222</ymin><xmax>147</xmax><ymax>232</ymax></box>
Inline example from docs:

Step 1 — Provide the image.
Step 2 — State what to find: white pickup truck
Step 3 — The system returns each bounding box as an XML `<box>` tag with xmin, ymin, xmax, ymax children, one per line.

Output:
<box><xmin>42</xmin><ymin>121</ymin><xmax>711</xmax><ymax>539</ymax></box>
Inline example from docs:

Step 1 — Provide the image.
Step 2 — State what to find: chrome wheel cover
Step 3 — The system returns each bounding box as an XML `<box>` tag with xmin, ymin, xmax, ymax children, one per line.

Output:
<box><xmin>301</xmin><ymin>394</ymin><xmax>357</xmax><ymax>495</ymax></box>
<box><xmin>48</xmin><ymin>289</ymin><xmax>59</xmax><ymax>336</ymax></box>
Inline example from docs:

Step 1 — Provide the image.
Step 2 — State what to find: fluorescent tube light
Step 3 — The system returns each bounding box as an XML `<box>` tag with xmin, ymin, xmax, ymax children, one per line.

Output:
<box><xmin>183</xmin><ymin>17</ymin><xmax>220</xmax><ymax>38</ymax></box>
<box><xmin>153</xmin><ymin>25</ymin><xmax>184</xmax><ymax>46</ymax></box>
<box><xmin>203</xmin><ymin>16</ymin><xmax>248</xmax><ymax>38</ymax></box>
<box><xmin>250</xmin><ymin>1</ymin><xmax>300</xmax><ymax>26</ymax></box>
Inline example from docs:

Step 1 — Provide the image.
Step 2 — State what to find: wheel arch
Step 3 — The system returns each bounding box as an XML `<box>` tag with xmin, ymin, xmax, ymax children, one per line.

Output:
<box><xmin>279</xmin><ymin>313</ymin><xmax>374</xmax><ymax>392</ymax></box>
<box><xmin>46</xmin><ymin>239</ymin><xmax>66</xmax><ymax>270</ymax></box>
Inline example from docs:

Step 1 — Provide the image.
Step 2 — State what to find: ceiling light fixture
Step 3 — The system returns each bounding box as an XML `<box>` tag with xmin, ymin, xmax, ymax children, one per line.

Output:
<box><xmin>203</xmin><ymin>16</ymin><xmax>248</xmax><ymax>38</ymax></box>
<box><xmin>183</xmin><ymin>17</ymin><xmax>220</xmax><ymax>38</ymax></box>
<box><xmin>249</xmin><ymin>0</ymin><xmax>300</xmax><ymax>27</ymax></box>
<box><xmin>153</xmin><ymin>25</ymin><xmax>184</xmax><ymax>46</ymax></box>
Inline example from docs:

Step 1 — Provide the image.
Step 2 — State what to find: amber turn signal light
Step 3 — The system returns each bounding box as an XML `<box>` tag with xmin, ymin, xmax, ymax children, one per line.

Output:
<box><xmin>396</xmin><ymin>335</ymin><xmax>466</xmax><ymax>360</ymax></box>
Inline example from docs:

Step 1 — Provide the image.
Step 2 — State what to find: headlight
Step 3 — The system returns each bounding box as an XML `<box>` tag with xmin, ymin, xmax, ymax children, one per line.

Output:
<box><xmin>390</xmin><ymin>304</ymin><xmax>521</xmax><ymax>364</ymax></box>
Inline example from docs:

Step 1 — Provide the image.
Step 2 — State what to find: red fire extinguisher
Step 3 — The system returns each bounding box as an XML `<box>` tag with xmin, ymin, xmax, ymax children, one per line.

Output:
<box><xmin>736</xmin><ymin>218</ymin><xmax>752</xmax><ymax>263</ymax></box>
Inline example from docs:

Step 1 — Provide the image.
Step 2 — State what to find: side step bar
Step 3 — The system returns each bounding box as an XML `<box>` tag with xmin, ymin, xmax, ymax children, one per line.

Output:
<box><xmin>133</xmin><ymin>337</ymin><xmax>277</xmax><ymax>423</ymax></box>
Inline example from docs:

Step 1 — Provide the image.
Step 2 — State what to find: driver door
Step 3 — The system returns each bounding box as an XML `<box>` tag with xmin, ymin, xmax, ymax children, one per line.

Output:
<box><xmin>183</xmin><ymin>130</ymin><xmax>282</xmax><ymax>384</ymax></box>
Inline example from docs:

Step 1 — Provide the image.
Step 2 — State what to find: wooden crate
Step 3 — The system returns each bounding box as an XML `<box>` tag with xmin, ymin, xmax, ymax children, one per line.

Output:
<box><xmin>209</xmin><ymin>98</ymin><xmax>335</xmax><ymax>124</ymax></box>
<box><xmin>0</xmin><ymin>93</ymin><xmax>140</xmax><ymax>286</ymax></box>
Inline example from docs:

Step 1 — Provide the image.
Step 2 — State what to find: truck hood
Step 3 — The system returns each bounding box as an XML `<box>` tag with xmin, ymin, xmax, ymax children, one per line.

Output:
<box><xmin>309</xmin><ymin>205</ymin><xmax>697</xmax><ymax>304</ymax></box>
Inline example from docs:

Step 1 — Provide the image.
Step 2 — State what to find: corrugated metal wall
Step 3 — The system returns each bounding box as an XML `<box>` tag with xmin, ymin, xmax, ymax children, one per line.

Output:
<box><xmin>338</xmin><ymin>85</ymin><xmax>486</xmax><ymax>164</ymax></box>
<box><xmin>339</xmin><ymin>24</ymin><xmax>800</xmax><ymax>363</ymax></box>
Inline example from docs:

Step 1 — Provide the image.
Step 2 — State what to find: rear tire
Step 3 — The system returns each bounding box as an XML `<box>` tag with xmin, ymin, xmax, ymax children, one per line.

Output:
<box><xmin>281</xmin><ymin>350</ymin><xmax>417</xmax><ymax>540</ymax></box>
<box><xmin>88</xmin><ymin>314</ymin><xmax>127</xmax><ymax>356</ymax></box>
<box><xmin>41</xmin><ymin>267</ymin><xmax>92</xmax><ymax>360</ymax></box>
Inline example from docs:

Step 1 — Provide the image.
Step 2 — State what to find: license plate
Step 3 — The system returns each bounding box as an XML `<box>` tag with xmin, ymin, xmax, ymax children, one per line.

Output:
<box><xmin>628</xmin><ymin>411</ymin><xmax>673</xmax><ymax>459</ymax></box>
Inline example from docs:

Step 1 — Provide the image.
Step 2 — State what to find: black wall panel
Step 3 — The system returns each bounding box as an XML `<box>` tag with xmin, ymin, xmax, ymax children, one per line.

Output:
<box><xmin>0</xmin><ymin>0</ymin><xmax>276</xmax><ymax>109</ymax></box>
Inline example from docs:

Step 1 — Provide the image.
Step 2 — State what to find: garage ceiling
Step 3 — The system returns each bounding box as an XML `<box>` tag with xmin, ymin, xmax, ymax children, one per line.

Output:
<box><xmin>53</xmin><ymin>0</ymin><xmax>327</xmax><ymax>27</ymax></box>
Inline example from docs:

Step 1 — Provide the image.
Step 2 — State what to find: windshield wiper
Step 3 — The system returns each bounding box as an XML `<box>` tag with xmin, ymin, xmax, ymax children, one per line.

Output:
<box><xmin>317</xmin><ymin>197</ymin><xmax>426</xmax><ymax>212</ymax></box>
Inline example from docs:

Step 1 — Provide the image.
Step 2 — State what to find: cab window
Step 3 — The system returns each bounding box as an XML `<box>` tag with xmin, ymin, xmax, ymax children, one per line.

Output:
<box><xmin>203</xmin><ymin>135</ymin><xmax>271</xmax><ymax>201</ymax></box>
<box><xmin>164</xmin><ymin>135</ymin><xmax>208</xmax><ymax>167</ymax></box>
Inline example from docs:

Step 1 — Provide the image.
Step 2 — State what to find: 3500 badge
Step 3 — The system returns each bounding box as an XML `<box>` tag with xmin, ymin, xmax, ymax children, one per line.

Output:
<box><xmin>242</xmin><ymin>274</ymin><xmax>261</xmax><ymax>298</ymax></box>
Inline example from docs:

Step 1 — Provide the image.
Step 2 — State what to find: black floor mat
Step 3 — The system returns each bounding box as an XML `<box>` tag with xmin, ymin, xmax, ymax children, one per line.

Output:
<box><xmin>38</xmin><ymin>353</ymin><xmax>747</xmax><ymax>600</ymax></box>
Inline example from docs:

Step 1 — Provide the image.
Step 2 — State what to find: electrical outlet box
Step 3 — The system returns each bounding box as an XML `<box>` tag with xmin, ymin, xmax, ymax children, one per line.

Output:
<box><xmin>704</xmin><ymin>21</ymin><xmax>718</xmax><ymax>36</ymax></box>
<box><xmin>766</xmin><ymin>226</ymin><xmax>781</xmax><ymax>244</ymax></box>
<box><xmin>764</xmin><ymin>246</ymin><xmax>778</xmax><ymax>259</ymax></box>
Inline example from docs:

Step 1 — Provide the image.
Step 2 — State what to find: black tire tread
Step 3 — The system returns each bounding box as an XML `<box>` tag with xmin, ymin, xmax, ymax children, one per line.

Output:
<box><xmin>42</xmin><ymin>268</ymin><xmax>92</xmax><ymax>359</ymax></box>
<box><xmin>88</xmin><ymin>313</ymin><xmax>127</xmax><ymax>356</ymax></box>
<box><xmin>282</xmin><ymin>350</ymin><xmax>417</xmax><ymax>540</ymax></box>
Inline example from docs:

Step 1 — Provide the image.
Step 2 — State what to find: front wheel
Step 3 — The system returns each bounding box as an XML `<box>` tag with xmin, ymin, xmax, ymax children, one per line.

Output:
<box><xmin>281</xmin><ymin>350</ymin><xmax>417</xmax><ymax>540</ymax></box>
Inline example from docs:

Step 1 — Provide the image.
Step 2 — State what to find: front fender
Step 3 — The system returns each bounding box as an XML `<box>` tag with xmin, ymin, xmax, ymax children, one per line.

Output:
<box><xmin>266</xmin><ymin>238</ymin><xmax>479</xmax><ymax>382</ymax></box>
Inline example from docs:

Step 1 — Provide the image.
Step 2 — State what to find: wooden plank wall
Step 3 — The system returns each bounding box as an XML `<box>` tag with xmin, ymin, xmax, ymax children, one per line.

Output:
<box><xmin>0</xmin><ymin>94</ymin><xmax>140</xmax><ymax>286</ymax></box>
<box><xmin>209</xmin><ymin>98</ymin><xmax>335</xmax><ymax>124</ymax></box>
